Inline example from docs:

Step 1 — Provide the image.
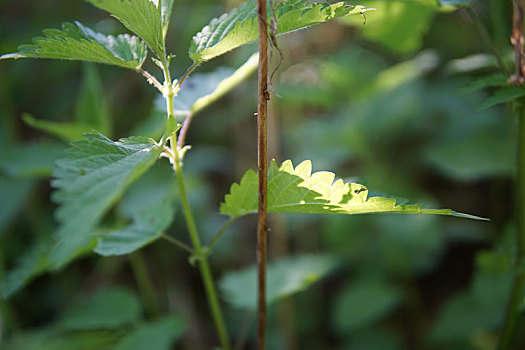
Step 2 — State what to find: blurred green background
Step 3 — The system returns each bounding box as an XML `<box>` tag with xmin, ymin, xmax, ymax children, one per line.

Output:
<box><xmin>1</xmin><ymin>0</ymin><xmax>523</xmax><ymax>349</ymax></box>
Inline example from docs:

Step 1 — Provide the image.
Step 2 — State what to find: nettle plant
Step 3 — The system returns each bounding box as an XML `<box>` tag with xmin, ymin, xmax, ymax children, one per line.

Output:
<box><xmin>1</xmin><ymin>0</ymin><xmax>486</xmax><ymax>348</ymax></box>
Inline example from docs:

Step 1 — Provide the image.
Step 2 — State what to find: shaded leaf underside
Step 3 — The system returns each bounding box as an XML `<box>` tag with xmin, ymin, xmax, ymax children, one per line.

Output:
<box><xmin>0</xmin><ymin>22</ymin><xmax>147</xmax><ymax>69</ymax></box>
<box><xmin>220</xmin><ymin>159</ymin><xmax>486</xmax><ymax>220</ymax></box>
<box><xmin>189</xmin><ymin>0</ymin><xmax>374</xmax><ymax>63</ymax></box>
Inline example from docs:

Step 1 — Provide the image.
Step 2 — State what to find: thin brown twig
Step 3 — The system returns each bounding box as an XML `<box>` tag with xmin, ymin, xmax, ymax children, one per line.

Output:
<box><xmin>256</xmin><ymin>0</ymin><xmax>269</xmax><ymax>347</ymax></box>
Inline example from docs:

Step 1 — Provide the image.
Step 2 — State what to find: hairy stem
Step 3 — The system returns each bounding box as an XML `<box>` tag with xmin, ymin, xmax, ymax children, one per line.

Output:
<box><xmin>137</xmin><ymin>67</ymin><xmax>164</xmax><ymax>91</ymax></box>
<box><xmin>170</xmin><ymin>139</ymin><xmax>231</xmax><ymax>350</ymax></box>
<box><xmin>129</xmin><ymin>251</ymin><xmax>160</xmax><ymax>318</ymax></box>
<box><xmin>256</xmin><ymin>0</ymin><xmax>269</xmax><ymax>347</ymax></box>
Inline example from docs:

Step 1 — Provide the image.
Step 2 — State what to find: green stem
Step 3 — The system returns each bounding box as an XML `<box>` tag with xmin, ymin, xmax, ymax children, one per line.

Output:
<box><xmin>498</xmin><ymin>106</ymin><xmax>525</xmax><ymax>350</ymax></box>
<box><xmin>159</xmin><ymin>58</ymin><xmax>230</xmax><ymax>349</ymax></box>
<box><xmin>161</xmin><ymin>233</ymin><xmax>195</xmax><ymax>254</ymax></box>
<box><xmin>129</xmin><ymin>251</ymin><xmax>160</xmax><ymax>318</ymax></box>
<box><xmin>175</xmin><ymin>62</ymin><xmax>199</xmax><ymax>94</ymax></box>
<box><xmin>171</xmin><ymin>142</ymin><xmax>231</xmax><ymax>350</ymax></box>
<box><xmin>207</xmin><ymin>217</ymin><xmax>236</xmax><ymax>251</ymax></box>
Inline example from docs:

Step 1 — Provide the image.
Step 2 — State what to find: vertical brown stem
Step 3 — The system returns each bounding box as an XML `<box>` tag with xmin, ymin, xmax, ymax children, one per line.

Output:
<box><xmin>256</xmin><ymin>0</ymin><xmax>269</xmax><ymax>348</ymax></box>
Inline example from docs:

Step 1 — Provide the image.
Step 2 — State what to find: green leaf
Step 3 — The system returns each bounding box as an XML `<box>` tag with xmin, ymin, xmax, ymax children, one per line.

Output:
<box><xmin>95</xmin><ymin>163</ymin><xmax>177</xmax><ymax>256</ymax></box>
<box><xmin>173</xmin><ymin>53</ymin><xmax>258</xmax><ymax>115</ymax></box>
<box><xmin>49</xmin><ymin>133</ymin><xmax>162</xmax><ymax>269</ymax></box>
<box><xmin>220</xmin><ymin>159</ymin><xmax>486</xmax><ymax>220</ymax></box>
<box><xmin>25</xmin><ymin>65</ymin><xmax>112</xmax><ymax>141</ymax></box>
<box><xmin>478</xmin><ymin>85</ymin><xmax>525</xmax><ymax>110</ymax></box>
<box><xmin>0</xmin><ymin>232</ymin><xmax>53</xmax><ymax>298</ymax></box>
<box><xmin>460</xmin><ymin>74</ymin><xmax>508</xmax><ymax>94</ymax></box>
<box><xmin>0</xmin><ymin>141</ymin><xmax>64</xmax><ymax>177</ymax></box>
<box><xmin>75</xmin><ymin>64</ymin><xmax>112</xmax><ymax>135</ymax></box>
<box><xmin>341</xmin><ymin>1</ymin><xmax>435</xmax><ymax>54</ymax></box>
<box><xmin>86</xmin><ymin>0</ymin><xmax>165</xmax><ymax>58</ymax></box>
<box><xmin>220</xmin><ymin>254</ymin><xmax>338</xmax><ymax>310</ymax></box>
<box><xmin>332</xmin><ymin>277</ymin><xmax>401</xmax><ymax>332</ymax></box>
<box><xmin>113</xmin><ymin>315</ymin><xmax>185</xmax><ymax>350</ymax></box>
<box><xmin>189</xmin><ymin>0</ymin><xmax>374</xmax><ymax>63</ymax></box>
<box><xmin>156</xmin><ymin>0</ymin><xmax>175</xmax><ymax>37</ymax></box>
<box><xmin>23</xmin><ymin>114</ymin><xmax>97</xmax><ymax>143</ymax></box>
<box><xmin>0</xmin><ymin>22</ymin><xmax>147</xmax><ymax>69</ymax></box>
<box><xmin>58</xmin><ymin>286</ymin><xmax>141</xmax><ymax>330</ymax></box>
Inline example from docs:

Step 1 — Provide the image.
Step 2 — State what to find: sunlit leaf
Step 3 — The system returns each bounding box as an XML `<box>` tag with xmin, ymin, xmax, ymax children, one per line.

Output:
<box><xmin>220</xmin><ymin>254</ymin><xmax>338</xmax><ymax>310</ymax></box>
<box><xmin>49</xmin><ymin>133</ymin><xmax>162</xmax><ymax>269</ymax></box>
<box><xmin>341</xmin><ymin>0</ymin><xmax>435</xmax><ymax>54</ymax></box>
<box><xmin>86</xmin><ymin>0</ymin><xmax>165</xmax><ymax>57</ymax></box>
<box><xmin>144</xmin><ymin>55</ymin><xmax>258</xmax><ymax>138</ymax></box>
<box><xmin>189</xmin><ymin>0</ymin><xmax>374</xmax><ymax>63</ymax></box>
<box><xmin>0</xmin><ymin>22</ymin><xmax>147</xmax><ymax>69</ymax></box>
<box><xmin>173</xmin><ymin>53</ymin><xmax>258</xmax><ymax>115</ymax></box>
<box><xmin>220</xmin><ymin>159</ymin><xmax>486</xmax><ymax>220</ymax></box>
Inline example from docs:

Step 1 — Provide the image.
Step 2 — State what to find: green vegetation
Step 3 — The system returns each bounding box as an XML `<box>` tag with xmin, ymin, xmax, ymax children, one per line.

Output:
<box><xmin>0</xmin><ymin>0</ymin><xmax>522</xmax><ymax>349</ymax></box>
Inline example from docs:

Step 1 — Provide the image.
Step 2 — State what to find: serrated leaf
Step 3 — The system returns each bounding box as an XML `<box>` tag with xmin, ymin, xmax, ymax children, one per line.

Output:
<box><xmin>86</xmin><ymin>0</ymin><xmax>165</xmax><ymax>58</ymax></box>
<box><xmin>220</xmin><ymin>254</ymin><xmax>338</xmax><ymax>310</ymax></box>
<box><xmin>0</xmin><ymin>22</ymin><xmax>147</xmax><ymax>69</ymax></box>
<box><xmin>478</xmin><ymin>85</ymin><xmax>525</xmax><ymax>110</ymax></box>
<box><xmin>162</xmin><ymin>53</ymin><xmax>258</xmax><ymax>116</ymax></box>
<box><xmin>113</xmin><ymin>315</ymin><xmax>185</xmax><ymax>350</ymax></box>
<box><xmin>220</xmin><ymin>159</ymin><xmax>486</xmax><ymax>220</ymax></box>
<box><xmin>189</xmin><ymin>0</ymin><xmax>374</xmax><ymax>63</ymax></box>
<box><xmin>49</xmin><ymin>133</ymin><xmax>162</xmax><ymax>269</ymax></box>
<box><xmin>95</xmin><ymin>163</ymin><xmax>177</xmax><ymax>256</ymax></box>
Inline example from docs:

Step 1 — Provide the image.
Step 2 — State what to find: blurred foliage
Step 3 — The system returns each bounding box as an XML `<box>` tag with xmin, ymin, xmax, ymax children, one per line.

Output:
<box><xmin>0</xmin><ymin>0</ymin><xmax>523</xmax><ymax>349</ymax></box>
